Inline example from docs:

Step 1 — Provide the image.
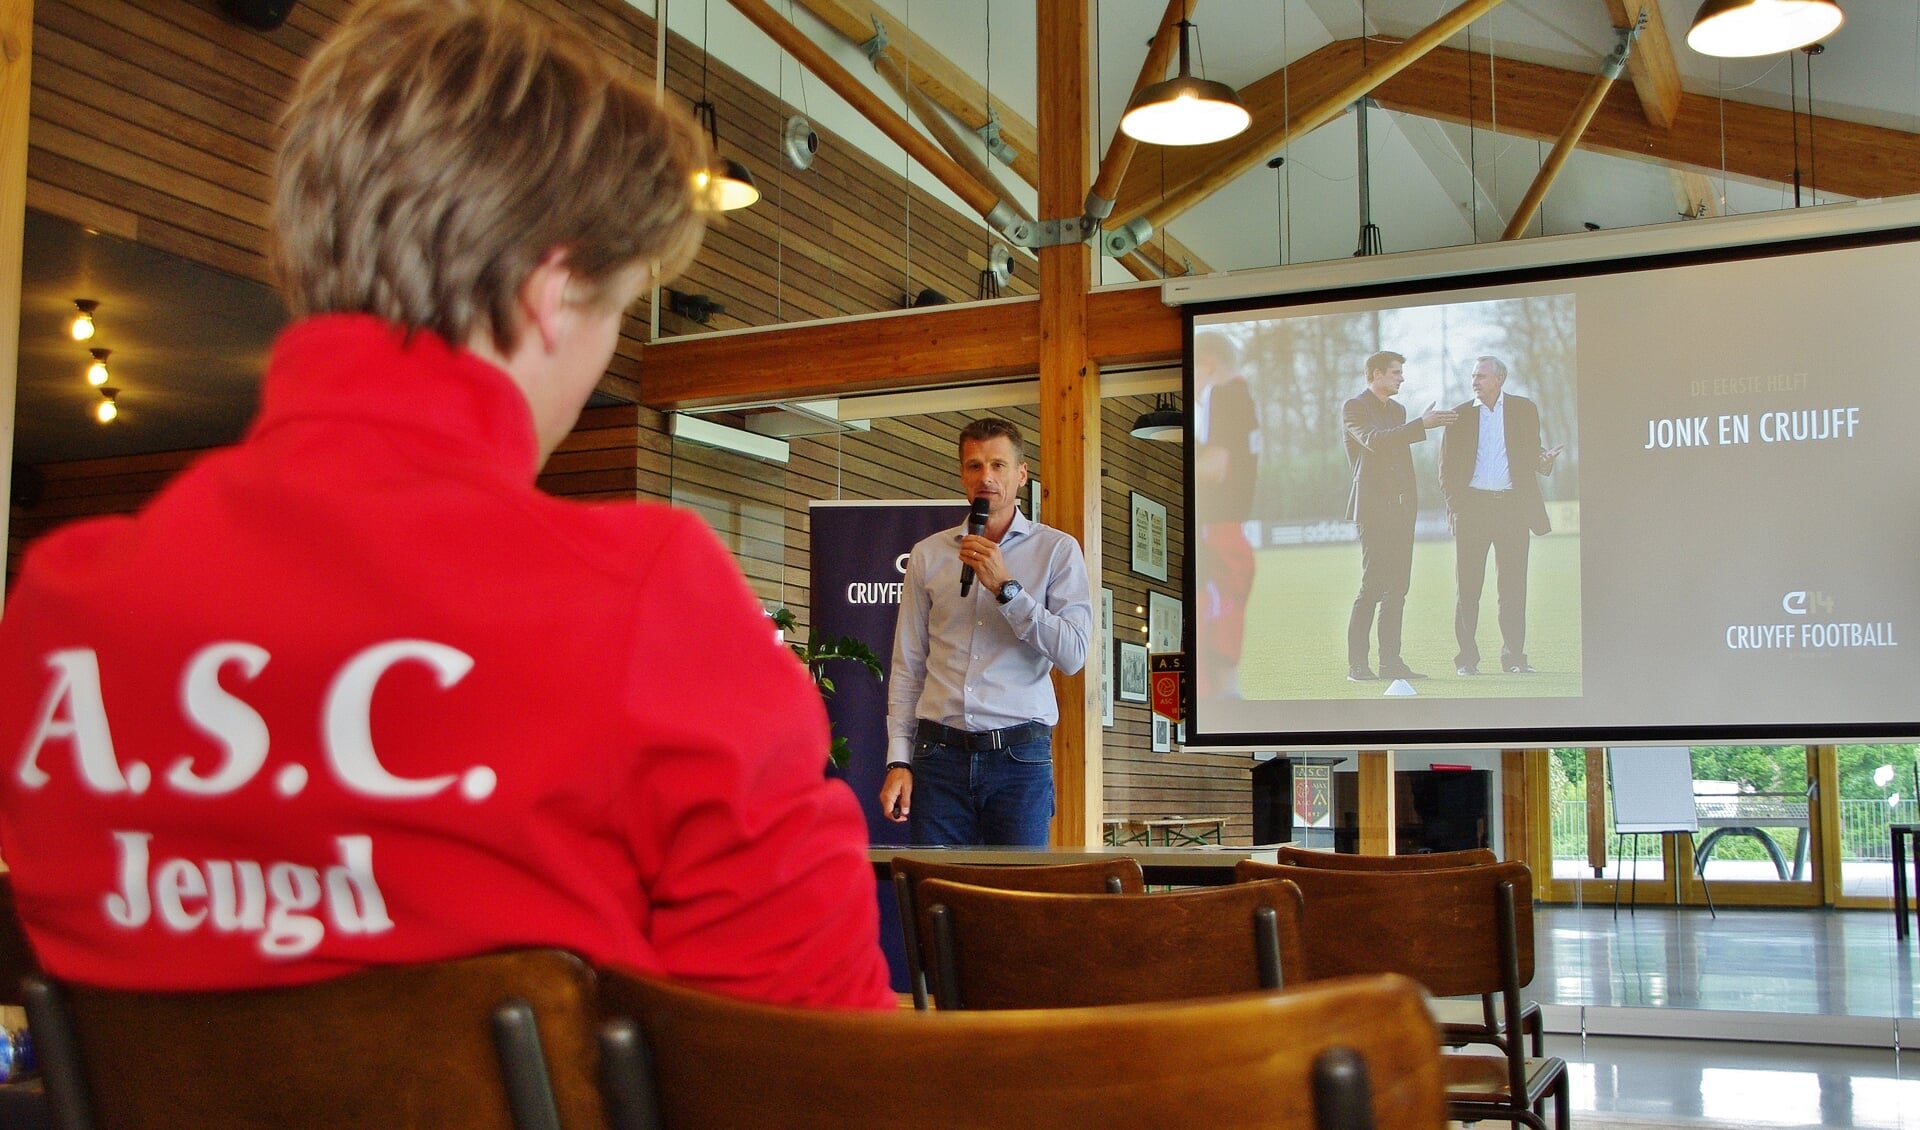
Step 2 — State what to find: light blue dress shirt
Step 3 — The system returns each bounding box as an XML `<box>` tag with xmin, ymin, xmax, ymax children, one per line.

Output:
<box><xmin>886</xmin><ymin>508</ymin><xmax>1093</xmax><ymax>766</ymax></box>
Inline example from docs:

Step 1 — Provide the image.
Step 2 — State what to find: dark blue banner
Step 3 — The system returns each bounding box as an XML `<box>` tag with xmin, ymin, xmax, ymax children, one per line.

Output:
<box><xmin>810</xmin><ymin>499</ymin><xmax>966</xmax><ymax>992</ymax></box>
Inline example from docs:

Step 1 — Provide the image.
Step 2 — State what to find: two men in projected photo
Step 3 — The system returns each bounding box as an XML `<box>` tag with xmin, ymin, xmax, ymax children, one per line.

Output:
<box><xmin>1440</xmin><ymin>356</ymin><xmax>1565</xmax><ymax>677</ymax></box>
<box><xmin>1343</xmin><ymin>351</ymin><xmax>1456</xmax><ymax>682</ymax></box>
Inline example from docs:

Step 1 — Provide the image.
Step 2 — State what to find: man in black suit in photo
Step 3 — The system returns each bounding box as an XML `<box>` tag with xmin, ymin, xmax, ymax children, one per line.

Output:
<box><xmin>1343</xmin><ymin>351</ymin><xmax>1455</xmax><ymax>682</ymax></box>
<box><xmin>1439</xmin><ymin>355</ymin><xmax>1564</xmax><ymax>676</ymax></box>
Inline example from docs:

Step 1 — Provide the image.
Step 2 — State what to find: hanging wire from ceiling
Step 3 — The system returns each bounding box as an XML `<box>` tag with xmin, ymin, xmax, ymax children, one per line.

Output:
<box><xmin>900</xmin><ymin>0</ymin><xmax>913</xmax><ymax>305</ymax></box>
<box><xmin>1804</xmin><ymin>43</ymin><xmax>1822</xmax><ymax>208</ymax></box>
<box><xmin>775</xmin><ymin>0</ymin><xmax>787</xmax><ymax>322</ymax></box>
<box><xmin>1467</xmin><ymin>22</ymin><xmax>1479</xmax><ymax>241</ymax></box>
<box><xmin>1281</xmin><ymin>0</ymin><xmax>1291</xmax><ymax>265</ymax></box>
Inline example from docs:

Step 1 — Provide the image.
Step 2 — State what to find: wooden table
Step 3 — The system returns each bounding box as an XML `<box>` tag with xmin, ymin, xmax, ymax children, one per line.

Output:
<box><xmin>871</xmin><ymin>844</ymin><xmax>1278</xmax><ymax>888</ymax></box>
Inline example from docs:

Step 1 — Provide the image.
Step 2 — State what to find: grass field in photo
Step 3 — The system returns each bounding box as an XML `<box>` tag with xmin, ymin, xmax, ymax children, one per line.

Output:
<box><xmin>1238</xmin><ymin>530</ymin><xmax>1584</xmax><ymax>702</ymax></box>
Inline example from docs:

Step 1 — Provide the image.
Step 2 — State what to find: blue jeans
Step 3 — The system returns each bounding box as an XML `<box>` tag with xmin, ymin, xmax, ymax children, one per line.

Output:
<box><xmin>909</xmin><ymin>734</ymin><xmax>1054</xmax><ymax>847</ymax></box>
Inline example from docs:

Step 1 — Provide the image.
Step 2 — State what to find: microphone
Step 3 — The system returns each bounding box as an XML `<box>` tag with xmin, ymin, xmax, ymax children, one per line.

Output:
<box><xmin>959</xmin><ymin>497</ymin><xmax>990</xmax><ymax>596</ymax></box>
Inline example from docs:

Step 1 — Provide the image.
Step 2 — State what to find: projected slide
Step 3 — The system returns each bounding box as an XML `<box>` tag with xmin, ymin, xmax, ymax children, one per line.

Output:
<box><xmin>1188</xmin><ymin>229</ymin><xmax>1920</xmax><ymax>748</ymax></box>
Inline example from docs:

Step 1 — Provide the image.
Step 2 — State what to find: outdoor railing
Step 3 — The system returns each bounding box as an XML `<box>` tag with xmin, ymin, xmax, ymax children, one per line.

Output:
<box><xmin>1549</xmin><ymin>797</ymin><xmax>1919</xmax><ymax>864</ymax></box>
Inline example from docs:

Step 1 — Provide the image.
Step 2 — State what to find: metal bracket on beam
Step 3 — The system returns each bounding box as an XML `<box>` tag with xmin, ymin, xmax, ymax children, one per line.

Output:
<box><xmin>990</xmin><ymin>202</ymin><xmax>1093</xmax><ymax>249</ymax></box>
<box><xmin>1098</xmin><ymin>216</ymin><xmax>1154</xmax><ymax>258</ymax></box>
<box><xmin>975</xmin><ymin>109</ymin><xmax>1017</xmax><ymax>166</ymax></box>
<box><xmin>1603</xmin><ymin>17</ymin><xmax>1640</xmax><ymax>79</ymax></box>
<box><xmin>860</xmin><ymin>16</ymin><xmax>888</xmax><ymax>62</ymax></box>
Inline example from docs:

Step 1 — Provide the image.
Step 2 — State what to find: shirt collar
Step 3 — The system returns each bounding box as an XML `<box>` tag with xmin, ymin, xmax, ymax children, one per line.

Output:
<box><xmin>249</xmin><ymin>314</ymin><xmax>541</xmax><ymax>481</ymax></box>
<box><xmin>953</xmin><ymin>505</ymin><xmax>1034</xmax><ymax>543</ymax></box>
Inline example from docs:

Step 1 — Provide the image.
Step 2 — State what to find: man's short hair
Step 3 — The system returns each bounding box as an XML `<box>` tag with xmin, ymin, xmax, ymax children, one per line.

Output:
<box><xmin>958</xmin><ymin>418</ymin><xmax>1026</xmax><ymax>463</ymax></box>
<box><xmin>1193</xmin><ymin>332</ymin><xmax>1240</xmax><ymax>376</ymax></box>
<box><xmin>1474</xmin><ymin>355</ymin><xmax>1509</xmax><ymax>378</ymax></box>
<box><xmin>272</xmin><ymin>0</ymin><xmax>710</xmax><ymax>354</ymax></box>
<box><xmin>1365</xmin><ymin>350</ymin><xmax>1406</xmax><ymax>377</ymax></box>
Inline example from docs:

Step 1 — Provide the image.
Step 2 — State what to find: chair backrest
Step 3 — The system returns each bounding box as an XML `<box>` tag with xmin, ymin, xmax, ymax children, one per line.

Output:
<box><xmin>918</xmin><ymin>876</ymin><xmax>1304</xmax><ymax>1010</ymax></box>
<box><xmin>599</xmin><ymin>967</ymin><xmax>1449</xmax><ymax>1130</ymax></box>
<box><xmin>1236</xmin><ymin>859</ymin><xmax>1535</xmax><ymax>999</ymax></box>
<box><xmin>889</xmin><ymin>856</ymin><xmax>1144</xmax><ymax>1009</ymax></box>
<box><xmin>25</xmin><ymin>949</ymin><xmax>610</xmax><ymax>1130</ymax></box>
<box><xmin>1273</xmin><ymin>844</ymin><xmax>1498</xmax><ymax>871</ymax></box>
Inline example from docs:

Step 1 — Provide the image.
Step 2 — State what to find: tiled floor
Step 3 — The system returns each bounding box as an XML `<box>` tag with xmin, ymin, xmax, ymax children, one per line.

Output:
<box><xmin>1528</xmin><ymin>904</ymin><xmax>1920</xmax><ymax>1128</ymax></box>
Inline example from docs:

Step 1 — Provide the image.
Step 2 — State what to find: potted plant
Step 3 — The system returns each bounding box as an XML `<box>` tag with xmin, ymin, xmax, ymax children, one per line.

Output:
<box><xmin>770</xmin><ymin>607</ymin><xmax>884</xmax><ymax>769</ymax></box>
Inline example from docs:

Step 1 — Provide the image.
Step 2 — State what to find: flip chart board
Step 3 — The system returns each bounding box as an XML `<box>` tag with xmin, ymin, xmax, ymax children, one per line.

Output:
<box><xmin>1607</xmin><ymin>746</ymin><xmax>1699</xmax><ymax>834</ymax></box>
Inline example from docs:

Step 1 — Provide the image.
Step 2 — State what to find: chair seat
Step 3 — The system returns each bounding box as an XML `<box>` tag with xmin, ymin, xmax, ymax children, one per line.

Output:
<box><xmin>1431</xmin><ymin>994</ymin><xmax>1544</xmax><ymax>1053</ymax></box>
<box><xmin>1443</xmin><ymin>1051</ymin><xmax>1567</xmax><ymax>1110</ymax></box>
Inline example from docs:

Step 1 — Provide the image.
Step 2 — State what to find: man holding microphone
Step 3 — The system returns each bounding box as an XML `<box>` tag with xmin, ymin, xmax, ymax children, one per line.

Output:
<box><xmin>881</xmin><ymin>419</ymin><xmax>1093</xmax><ymax>846</ymax></box>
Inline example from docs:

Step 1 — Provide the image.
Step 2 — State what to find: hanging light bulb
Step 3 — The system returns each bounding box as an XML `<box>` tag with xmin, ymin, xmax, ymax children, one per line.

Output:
<box><xmin>1686</xmin><ymin>0</ymin><xmax>1843</xmax><ymax>58</ymax></box>
<box><xmin>1120</xmin><ymin>19</ymin><xmax>1249</xmax><ymax>146</ymax></box>
<box><xmin>691</xmin><ymin>103</ymin><xmax>760</xmax><ymax>211</ymax></box>
<box><xmin>94</xmin><ymin>387</ymin><xmax>119</xmax><ymax>424</ymax></box>
<box><xmin>689</xmin><ymin>0</ymin><xmax>758</xmax><ymax>211</ymax></box>
<box><xmin>86</xmin><ymin>347</ymin><xmax>112</xmax><ymax>387</ymax></box>
<box><xmin>71</xmin><ymin>299</ymin><xmax>98</xmax><ymax>342</ymax></box>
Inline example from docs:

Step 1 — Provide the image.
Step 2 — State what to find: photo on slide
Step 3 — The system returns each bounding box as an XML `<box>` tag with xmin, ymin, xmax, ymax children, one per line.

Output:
<box><xmin>1193</xmin><ymin>294</ymin><xmax>1583</xmax><ymax>708</ymax></box>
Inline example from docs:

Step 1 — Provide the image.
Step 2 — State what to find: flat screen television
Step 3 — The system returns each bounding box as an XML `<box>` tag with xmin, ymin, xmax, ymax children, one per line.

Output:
<box><xmin>1179</xmin><ymin>198</ymin><xmax>1920</xmax><ymax>750</ymax></box>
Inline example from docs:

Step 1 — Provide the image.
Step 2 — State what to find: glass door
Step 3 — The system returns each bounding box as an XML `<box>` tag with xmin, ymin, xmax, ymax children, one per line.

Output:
<box><xmin>1541</xmin><ymin>746</ymin><xmax>1820</xmax><ymax>909</ymax></box>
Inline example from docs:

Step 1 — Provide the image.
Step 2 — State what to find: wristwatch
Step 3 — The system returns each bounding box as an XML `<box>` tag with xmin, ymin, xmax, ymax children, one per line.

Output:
<box><xmin>996</xmin><ymin>579</ymin><xmax>1022</xmax><ymax>605</ymax></box>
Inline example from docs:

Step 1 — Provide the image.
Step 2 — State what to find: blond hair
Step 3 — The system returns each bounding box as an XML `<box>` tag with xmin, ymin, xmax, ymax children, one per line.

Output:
<box><xmin>272</xmin><ymin>0</ymin><xmax>709</xmax><ymax>352</ymax></box>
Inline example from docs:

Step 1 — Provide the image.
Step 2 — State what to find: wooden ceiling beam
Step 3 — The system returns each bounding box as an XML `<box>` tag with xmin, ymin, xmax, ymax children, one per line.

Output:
<box><xmin>790</xmin><ymin>0</ymin><xmax>1212</xmax><ymax>281</ymax></box>
<box><xmin>1602</xmin><ymin>0</ymin><xmax>1680</xmax><ymax>130</ymax></box>
<box><xmin>726</xmin><ymin>0</ymin><xmax>1002</xmax><ymax>219</ymax></box>
<box><xmin>1089</xmin><ymin>0</ymin><xmax>1184</xmax><ymax>213</ymax></box>
<box><xmin>1115</xmin><ymin>34</ymin><xmax>1920</xmax><ymax>233</ymax></box>
<box><xmin>1370</xmin><ymin>44</ymin><xmax>1920</xmax><ymax>202</ymax></box>
<box><xmin>1503</xmin><ymin>32</ymin><xmax>1631</xmax><ymax>239</ymax></box>
<box><xmin>1115</xmin><ymin>0</ymin><xmax>1508</xmax><ymax>232</ymax></box>
<box><xmin>787</xmin><ymin>0</ymin><xmax>1041</xmax><ymax>189</ymax></box>
<box><xmin>638</xmin><ymin>286</ymin><xmax>1179</xmax><ymax>410</ymax></box>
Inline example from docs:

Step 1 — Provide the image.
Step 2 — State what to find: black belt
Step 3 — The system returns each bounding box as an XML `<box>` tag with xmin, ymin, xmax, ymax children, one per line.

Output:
<box><xmin>916</xmin><ymin>719</ymin><xmax>1050</xmax><ymax>751</ymax></box>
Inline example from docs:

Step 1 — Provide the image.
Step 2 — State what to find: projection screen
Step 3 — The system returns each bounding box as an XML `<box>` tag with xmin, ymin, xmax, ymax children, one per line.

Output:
<box><xmin>1181</xmin><ymin>200</ymin><xmax>1920</xmax><ymax>749</ymax></box>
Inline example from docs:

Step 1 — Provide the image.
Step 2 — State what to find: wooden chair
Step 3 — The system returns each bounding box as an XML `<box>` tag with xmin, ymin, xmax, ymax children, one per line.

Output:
<box><xmin>24</xmin><ymin>948</ymin><xmax>617</xmax><ymax>1130</ymax></box>
<box><xmin>598</xmin><ymin>967</ymin><xmax>1449</xmax><ymax>1130</ymax></box>
<box><xmin>1273</xmin><ymin>844</ymin><xmax>1497</xmax><ymax>871</ymax></box>
<box><xmin>918</xmin><ymin>876</ymin><xmax>1303</xmax><ymax>1010</ymax></box>
<box><xmin>1261</xmin><ymin>847</ymin><xmax>1541</xmax><ymax>1054</ymax></box>
<box><xmin>888</xmin><ymin>855</ymin><xmax>1144</xmax><ymax>1009</ymax></box>
<box><xmin>1236</xmin><ymin>860</ymin><xmax>1567</xmax><ymax>1130</ymax></box>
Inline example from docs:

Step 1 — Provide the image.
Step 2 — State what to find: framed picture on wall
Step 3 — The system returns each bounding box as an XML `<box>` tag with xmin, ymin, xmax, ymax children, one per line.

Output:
<box><xmin>1151</xmin><ymin>715</ymin><xmax>1172</xmax><ymax>753</ymax></box>
<box><xmin>1118</xmin><ymin>640</ymin><xmax>1149</xmax><ymax>703</ymax></box>
<box><xmin>1100</xmin><ymin>588</ymin><xmax>1115</xmax><ymax>727</ymax></box>
<box><xmin>1130</xmin><ymin>492</ymin><xmax>1168</xmax><ymax>581</ymax></box>
<box><xmin>1148</xmin><ymin>591</ymin><xmax>1182</xmax><ymax>654</ymax></box>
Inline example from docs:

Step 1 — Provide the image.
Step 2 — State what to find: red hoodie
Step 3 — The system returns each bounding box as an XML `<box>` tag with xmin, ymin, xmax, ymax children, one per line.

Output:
<box><xmin>0</xmin><ymin>315</ymin><xmax>893</xmax><ymax>1008</ymax></box>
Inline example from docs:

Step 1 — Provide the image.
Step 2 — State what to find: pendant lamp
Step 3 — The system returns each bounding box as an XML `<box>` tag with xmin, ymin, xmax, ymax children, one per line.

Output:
<box><xmin>691</xmin><ymin>0</ymin><xmax>758</xmax><ymax>210</ymax></box>
<box><xmin>1686</xmin><ymin>0</ymin><xmax>1843</xmax><ymax>58</ymax></box>
<box><xmin>1129</xmin><ymin>394</ymin><xmax>1184</xmax><ymax>442</ymax></box>
<box><xmin>1120</xmin><ymin>20</ymin><xmax>1249</xmax><ymax>147</ymax></box>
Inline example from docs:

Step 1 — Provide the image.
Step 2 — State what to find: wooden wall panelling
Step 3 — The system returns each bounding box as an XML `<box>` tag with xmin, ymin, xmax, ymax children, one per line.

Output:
<box><xmin>1097</xmin><ymin>395</ymin><xmax>1250</xmax><ymax>844</ymax></box>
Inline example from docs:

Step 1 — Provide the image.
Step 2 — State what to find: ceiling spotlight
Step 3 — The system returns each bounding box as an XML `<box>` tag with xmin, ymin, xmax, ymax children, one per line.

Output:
<box><xmin>1120</xmin><ymin>19</ymin><xmax>1249</xmax><ymax>146</ymax></box>
<box><xmin>1129</xmin><ymin>394</ymin><xmax>1185</xmax><ymax>441</ymax></box>
<box><xmin>70</xmin><ymin>299</ymin><xmax>98</xmax><ymax>342</ymax></box>
<box><xmin>783</xmin><ymin>115</ymin><xmax>818</xmax><ymax>171</ymax></box>
<box><xmin>94</xmin><ymin>387</ymin><xmax>119</xmax><ymax>424</ymax></box>
<box><xmin>1686</xmin><ymin>0</ymin><xmax>1843</xmax><ymax>58</ymax></box>
<box><xmin>86</xmin><ymin>348</ymin><xmax>112</xmax><ymax>386</ymax></box>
